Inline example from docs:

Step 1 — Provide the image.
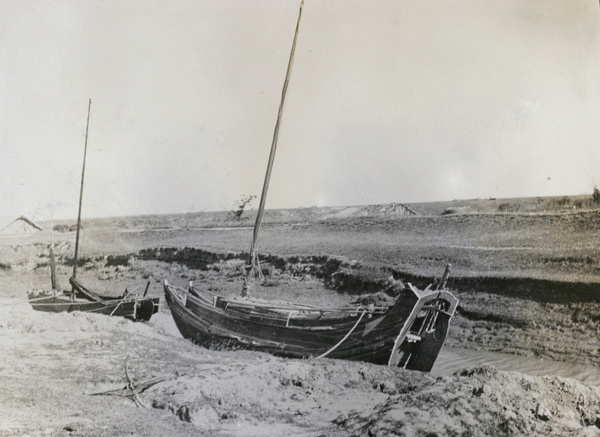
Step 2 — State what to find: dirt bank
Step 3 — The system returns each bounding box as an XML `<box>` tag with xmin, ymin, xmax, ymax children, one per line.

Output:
<box><xmin>131</xmin><ymin>247</ymin><xmax>600</xmax><ymax>368</ymax></box>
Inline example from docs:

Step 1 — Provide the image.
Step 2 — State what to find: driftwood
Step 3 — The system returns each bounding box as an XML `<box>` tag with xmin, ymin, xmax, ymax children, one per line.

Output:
<box><xmin>87</xmin><ymin>357</ymin><xmax>168</xmax><ymax>408</ymax></box>
<box><xmin>124</xmin><ymin>357</ymin><xmax>147</xmax><ymax>408</ymax></box>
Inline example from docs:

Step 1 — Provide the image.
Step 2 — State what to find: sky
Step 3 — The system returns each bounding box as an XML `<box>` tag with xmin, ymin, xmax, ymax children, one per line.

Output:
<box><xmin>2</xmin><ymin>0</ymin><xmax>600</xmax><ymax>221</ymax></box>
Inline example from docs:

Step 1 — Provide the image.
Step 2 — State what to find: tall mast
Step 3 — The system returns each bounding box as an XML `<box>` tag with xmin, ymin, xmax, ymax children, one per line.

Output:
<box><xmin>72</xmin><ymin>98</ymin><xmax>92</xmax><ymax>279</ymax></box>
<box><xmin>243</xmin><ymin>1</ymin><xmax>304</xmax><ymax>297</ymax></box>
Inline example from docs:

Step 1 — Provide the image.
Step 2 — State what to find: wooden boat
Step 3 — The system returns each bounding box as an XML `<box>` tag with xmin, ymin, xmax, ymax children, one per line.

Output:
<box><xmin>29</xmin><ymin>278</ymin><xmax>158</xmax><ymax>322</ymax></box>
<box><xmin>165</xmin><ymin>276</ymin><xmax>457</xmax><ymax>371</ymax></box>
<box><xmin>164</xmin><ymin>1</ymin><xmax>458</xmax><ymax>370</ymax></box>
<box><xmin>28</xmin><ymin>99</ymin><xmax>159</xmax><ymax>322</ymax></box>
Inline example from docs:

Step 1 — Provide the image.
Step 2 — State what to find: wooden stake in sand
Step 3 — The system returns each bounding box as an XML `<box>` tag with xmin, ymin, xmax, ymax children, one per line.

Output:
<box><xmin>49</xmin><ymin>207</ymin><xmax>59</xmax><ymax>291</ymax></box>
<box><xmin>49</xmin><ymin>245</ymin><xmax>59</xmax><ymax>291</ymax></box>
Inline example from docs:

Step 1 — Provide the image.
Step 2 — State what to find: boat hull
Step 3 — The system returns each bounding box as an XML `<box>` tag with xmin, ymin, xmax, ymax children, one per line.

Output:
<box><xmin>164</xmin><ymin>281</ymin><xmax>458</xmax><ymax>371</ymax></box>
<box><xmin>29</xmin><ymin>278</ymin><xmax>159</xmax><ymax>321</ymax></box>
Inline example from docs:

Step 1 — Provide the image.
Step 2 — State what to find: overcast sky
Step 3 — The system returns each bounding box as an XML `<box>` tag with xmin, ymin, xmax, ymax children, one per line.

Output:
<box><xmin>2</xmin><ymin>0</ymin><xmax>600</xmax><ymax>220</ymax></box>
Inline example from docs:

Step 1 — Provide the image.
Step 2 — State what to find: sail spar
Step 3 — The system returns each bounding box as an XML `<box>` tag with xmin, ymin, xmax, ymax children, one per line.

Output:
<box><xmin>72</xmin><ymin>98</ymin><xmax>92</xmax><ymax>281</ymax></box>
<box><xmin>242</xmin><ymin>1</ymin><xmax>305</xmax><ymax>297</ymax></box>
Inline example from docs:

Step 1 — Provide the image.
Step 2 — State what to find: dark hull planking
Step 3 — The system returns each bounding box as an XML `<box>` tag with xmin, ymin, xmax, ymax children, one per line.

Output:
<box><xmin>164</xmin><ymin>281</ymin><xmax>458</xmax><ymax>371</ymax></box>
<box><xmin>29</xmin><ymin>279</ymin><xmax>159</xmax><ymax>322</ymax></box>
<box><xmin>29</xmin><ymin>294</ymin><xmax>159</xmax><ymax>321</ymax></box>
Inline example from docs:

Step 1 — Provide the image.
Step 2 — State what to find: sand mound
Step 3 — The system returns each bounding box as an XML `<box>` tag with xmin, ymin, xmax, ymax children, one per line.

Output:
<box><xmin>144</xmin><ymin>358</ymin><xmax>600</xmax><ymax>436</ymax></box>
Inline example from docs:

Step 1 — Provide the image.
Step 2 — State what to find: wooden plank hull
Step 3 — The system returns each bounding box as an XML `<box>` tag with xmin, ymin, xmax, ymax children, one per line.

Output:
<box><xmin>164</xmin><ymin>281</ymin><xmax>458</xmax><ymax>371</ymax></box>
<box><xmin>29</xmin><ymin>279</ymin><xmax>160</xmax><ymax>322</ymax></box>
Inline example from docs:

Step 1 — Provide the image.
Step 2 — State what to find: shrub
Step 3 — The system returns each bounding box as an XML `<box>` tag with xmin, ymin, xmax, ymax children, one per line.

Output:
<box><xmin>496</xmin><ymin>203</ymin><xmax>522</xmax><ymax>213</ymax></box>
<box><xmin>593</xmin><ymin>186</ymin><xmax>600</xmax><ymax>203</ymax></box>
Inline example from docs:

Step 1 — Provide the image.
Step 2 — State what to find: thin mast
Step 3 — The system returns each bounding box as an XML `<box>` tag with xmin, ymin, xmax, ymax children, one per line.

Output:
<box><xmin>243</xmin><ymin>1</ymin><xmax>304</xmax><ymax>296</ymax></box>
<box><xmin>72</xmin><ymin>98</ymin><xmax>92</xmax><ymax>279</ymax></box>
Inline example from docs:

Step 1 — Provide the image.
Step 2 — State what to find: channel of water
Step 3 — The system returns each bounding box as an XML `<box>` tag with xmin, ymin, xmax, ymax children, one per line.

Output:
<box><xmin>432</xmin><ymin>346</ymin><xmax>599</xmax><ymax>386</ymax></box>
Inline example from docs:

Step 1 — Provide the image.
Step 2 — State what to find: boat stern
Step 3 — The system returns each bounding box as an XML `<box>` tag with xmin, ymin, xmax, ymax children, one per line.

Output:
<box><xmin>387</xmin><ymin>284</ymin><xmax>459</xmax><ymax>372</ymax></box>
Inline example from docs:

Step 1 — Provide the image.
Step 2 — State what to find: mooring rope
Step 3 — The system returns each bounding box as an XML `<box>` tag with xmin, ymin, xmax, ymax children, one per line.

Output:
<box><xmin>108</xmin><ymin>282</ymin><xmax>144</xmax><ymax>316</ymax></box>
<box><xmin>313</xmin><ymin>309</ymin><xmax>367</xmax><ymax>360</ymax></box>
<box><xmin>0</xmin><ymin>299</ymin><xmax>30</xmax><ymax>307</ymax></box>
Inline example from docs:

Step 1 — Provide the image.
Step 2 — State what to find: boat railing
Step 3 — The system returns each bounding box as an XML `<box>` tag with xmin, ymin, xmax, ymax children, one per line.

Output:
<box><xmin>167</xmin><ymin>281</ymin><xmax>389</xmax><ymax>315</ymax></box>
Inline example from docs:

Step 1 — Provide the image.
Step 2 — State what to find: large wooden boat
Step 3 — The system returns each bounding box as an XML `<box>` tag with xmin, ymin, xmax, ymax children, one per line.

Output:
<box><xmin>165</xmin><ymin>276</ymin><xmax>457</xmax><ymax>371</ymax></box>
<box><xmin>164</xmin><ymin>1</ymin><xmax>458</xmax><ymax>370</ymax></box>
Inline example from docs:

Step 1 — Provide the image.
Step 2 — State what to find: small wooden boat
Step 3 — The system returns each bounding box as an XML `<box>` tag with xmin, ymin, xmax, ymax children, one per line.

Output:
<box><xmin>28</xmin><ymin>99</ymin><xmax>159</xmax><ymax>322</ymax></box>
<box><xmin>29</xmin><ymin>278</ymin><xmax>158</xmax><ymax>322</ymax></box>
<box><xmin>165</xmin><ymin>1</ymin><xmax>458</xmax><ymax>370</ymax></box>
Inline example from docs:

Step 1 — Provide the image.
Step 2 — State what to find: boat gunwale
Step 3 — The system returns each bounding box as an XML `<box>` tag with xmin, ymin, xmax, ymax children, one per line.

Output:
<box><xmin>165</xmin><ymin>281</ymin><xmax>458</xmax><ymax>316</ymax></box>
<box><xmin>164</xmin><ymin>280</ymin><xmax>458</xmax><ymax>338</ymax></box>
<box><xmin>165</xmin><ymin>281</ymin><xmax>390</xmax><ymax>317</ymax></box>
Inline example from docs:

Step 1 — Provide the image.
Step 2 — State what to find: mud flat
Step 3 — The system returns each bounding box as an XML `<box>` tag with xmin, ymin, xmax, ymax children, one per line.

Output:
<box><xmin>1</xmin><ymin>207</ymin><xmax>600</xmax><ymax>436</ymax></box>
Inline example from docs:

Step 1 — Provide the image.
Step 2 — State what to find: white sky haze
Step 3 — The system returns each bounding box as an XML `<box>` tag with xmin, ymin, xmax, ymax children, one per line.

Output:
<box><xmin>2</xmin><ymin>0</ymin><xmax>600</xmax><ymax>220</ymax></box>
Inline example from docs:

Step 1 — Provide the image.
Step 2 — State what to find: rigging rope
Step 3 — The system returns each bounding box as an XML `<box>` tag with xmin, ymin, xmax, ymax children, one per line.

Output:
<box><xmin>313</xmin><ymin>309</ymin><xmax>367</xmax><ymax>360</ymax></box>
